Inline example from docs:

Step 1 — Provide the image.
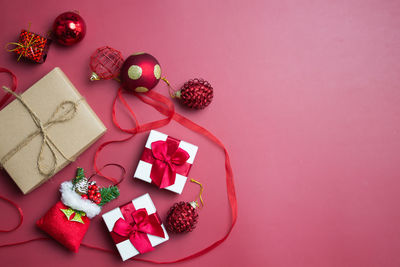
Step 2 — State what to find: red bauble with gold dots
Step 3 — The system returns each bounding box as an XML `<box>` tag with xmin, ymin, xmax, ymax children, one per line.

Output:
<box><xmin>120</xmin><ymin>53</ymin><xmax>161</xmax><ymax>93</ymax></box>
<box><xmin>52</xmin><ymin>11</ymin><xmax>86</xmax><ymax>46</ymax></box>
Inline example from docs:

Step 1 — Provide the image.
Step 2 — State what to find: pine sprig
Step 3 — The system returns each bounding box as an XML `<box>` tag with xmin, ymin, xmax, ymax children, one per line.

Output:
<box><xmin>99</xmin><ymin>186</ymin><xmax>120</xmax><ymax>206</ymax></box>
<box><xmin>73</xmin><ymin>168</ymin><xmax>85</xmax><ymax>185</ymax></box>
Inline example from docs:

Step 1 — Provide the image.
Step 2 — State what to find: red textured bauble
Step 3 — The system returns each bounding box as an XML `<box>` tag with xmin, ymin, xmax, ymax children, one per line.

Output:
<box><xmin>165</xmin><ymin>201</ymin><xmax>198</xmax><ymax>234</ymax></box>
<box><xmin>52</xmin><ymin>11</ymin><xmax>86</xmax><ymax>46</ymax></box>
<box><xmin>176</xmin><ymin>79</ymin><xmax>213</xmax><ymax>109</ymax></box>
<box><xmin>89</xmin><ymin>46</ymin><xmax>124</xmax><ymax>81</ymax></box>
<box><xmin>120</xmin><ymin>53</ymin><xmax>161</xmax><ymax>93</ymax></box>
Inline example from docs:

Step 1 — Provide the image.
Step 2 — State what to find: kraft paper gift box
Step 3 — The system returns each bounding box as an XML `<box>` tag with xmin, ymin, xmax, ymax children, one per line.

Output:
<box><xmin>133</xmin><ymin>130</ymin><xmax>198</xmax><ymax>194</ymax></box>
<box><xmin>0</xmin><ymin>67</ymin><xmax>106</xmax><ymax>194</ymax></box>
<box><xmin>102</xmin><ymin>193</ymin><xmax>169</xmax><ymax>261</ymax></box>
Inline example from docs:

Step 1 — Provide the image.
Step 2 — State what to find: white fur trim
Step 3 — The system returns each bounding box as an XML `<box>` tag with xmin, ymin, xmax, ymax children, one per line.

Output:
<box><xmin>60</xmin><ymin>181</ymin><xmax>101</xmax><ymax>218</ymax></box>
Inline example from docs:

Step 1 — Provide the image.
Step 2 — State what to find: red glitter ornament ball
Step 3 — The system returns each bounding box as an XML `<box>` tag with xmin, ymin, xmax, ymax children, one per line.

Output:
<box><xmin>165</xmin><ymin>201</ymin><xmax>198</xmax><ymax>234</ymax></box>
<box><xmin>89</xmin><ymin>46</ymin><xmax>124</xmax><ymax>81</ymax></box>
<box><xmin>120</xmin><ymin>53</ymin><xmax>161</xmax><ymax>93</ymax></box>
<box><xmin>176</xmin><ymin>79</ymin><xmax>213</xmax><ymax>109</ymax></box>
<box><xmin>52</xmin><ymin>11</ymin><xmax>86</xmax><ymax>46</ymax></box>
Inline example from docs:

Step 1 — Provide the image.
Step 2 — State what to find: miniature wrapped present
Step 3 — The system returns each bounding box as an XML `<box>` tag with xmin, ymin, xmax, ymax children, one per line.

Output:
<box><xmin>133</xmin><ymin>130</ymin><xmax>198</xmax><ymax>194</ymax></box>
<box><xmin>36</xmin><ymin>168</ymin><xmax>120</xmax><ymax>252</ymax></box>
<box><xmin>7</xmin><ymin>29</ymin><xmax>52</xmax><ymax>63</ymax></box>
<box><xmin>0</xmin><ymin>67</ymin><xmax>106</xmax><ymax>194</ymax></box>
<box><xmin>102</xmin><ymin>193</ymin><xmax>169</xmax><ymax>261</ymax></box>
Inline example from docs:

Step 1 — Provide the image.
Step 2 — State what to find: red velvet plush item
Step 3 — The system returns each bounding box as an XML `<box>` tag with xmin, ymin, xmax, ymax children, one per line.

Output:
<box><xmin>36</xmin><ymin>201</ymin><xmax>90</xmax><ymax>252</ymax></box>
<box><xmin>36</xmin><ymin>168</ymin><xmax>119</xmax><ymax>252</ymax></box>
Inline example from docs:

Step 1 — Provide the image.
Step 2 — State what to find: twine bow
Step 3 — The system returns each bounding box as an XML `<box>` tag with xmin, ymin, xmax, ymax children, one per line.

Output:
<box><xmin>0</xmin><ymin>86</ymin><xmax>81</xmax><ymax>176</ymax></box>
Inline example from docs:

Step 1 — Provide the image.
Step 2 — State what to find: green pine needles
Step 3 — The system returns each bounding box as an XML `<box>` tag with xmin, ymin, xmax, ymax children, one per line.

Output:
<box><xmin>73</xmin><ymin>167</ymin><xmax>86</xmax><ymax>185</ymax></box>
<box><xmin>99</xmin><ymin>186</ymin><xmax>120</xmax><ymax>206</ymax></box>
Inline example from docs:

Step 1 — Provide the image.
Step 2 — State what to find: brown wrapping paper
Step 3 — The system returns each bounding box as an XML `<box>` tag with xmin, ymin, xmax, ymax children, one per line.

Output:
<box><xmin>0</xmin><ymin>67</ymin><xmax>106</xmax><ymax>194</ymax></box>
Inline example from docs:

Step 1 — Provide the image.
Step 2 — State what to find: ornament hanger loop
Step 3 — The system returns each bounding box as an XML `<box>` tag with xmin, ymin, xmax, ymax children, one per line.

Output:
<box><xmin>190</xmin><ymin>178</ymin><xmax>204</xmax><ymax>208</ymax></box>
<box><xmin>161</xmin><ymin>77</ymin><xmax>178</xmax><ymax>98</ymax></box>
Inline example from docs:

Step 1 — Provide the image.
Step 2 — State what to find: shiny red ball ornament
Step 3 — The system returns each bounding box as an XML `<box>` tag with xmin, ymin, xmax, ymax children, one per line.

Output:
<box><xmin>52</xmin><ymin>11</ymin><xmax>86</xmax><ymax>46</ymax></box>
<box><xmin>165</xmin><ymin>201</ymin><xmax>198</xmax><ymax>234</ymax></box>
<box><xmin>89</xmin><ymin>46</ymin><xmax>124</xmax><ymax>81</ymax></box>
<box><xmin>120</xmin><ymin>53</ymin><xmax>161</xmax><ymax>93</ymax></box>
<box><xmin>175</xmin><ymin>79</ymin><xmax>213</xmax><ymax>109</ymax></box>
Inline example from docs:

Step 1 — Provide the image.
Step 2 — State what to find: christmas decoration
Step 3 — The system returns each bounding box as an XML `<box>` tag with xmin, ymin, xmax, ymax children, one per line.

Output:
<box><xmin>87</xmin><ymin>183</ymin><xmax>101</xmax><ymax>204</ymax></box>
<box><xmin>175</xmin><ymin>78</ymin><xmax>213</xmax><ymax>109</ymax></box>
<box><xmin>98</xmin><ymin>186</ymin><xmax>120</xmax><ymax>206</ymax></box>
<box><xmin>134</xmin><ymin>130</ymin><xmax>198</xmax><ymax>194</ymax></box>
<box><xmin>88</xmin><ymin>46</ymin><xmax>214</xmax><ymax>110</ymax></box>
<box><xmin>6</xmin><ymin>29</ymin><xmax>51</xmax><ymax>63</ymax></box>
<box><xmin>102</xmin><ymin>193</ymin><xmax>169</xmax><ymax>261</ymax></box>
<box><xmin>0</xmin><ymin>68</ymin><xmax>106</xmax><ymax>194</ymax></box>
<box><xmin>52</xmin><ymin>11</ymin><xmax>86</xmax><ymax>46</ymax></box>
<box><xmin>37</xmin><ymin>168</ymin><xmax>120</xmax><ymax>252</ymax></box>
<box><xmin>89</xmin><ymin>46</ymin><xmax>124</xmax><ymax>81</ymax></box>
<box><xmin>165</xmin><ymin>178</ymin><xmax>204</xmax><ymax>234</ymax></box>
<box><xmin>120</xmin><ymin>53</ymin><xmax>161</xmax><ymax>92</ymax></box>
<box><xmin>166</xmin><ymin>201</ymin><xmax>198</xmax><ymax>233</ymax></box>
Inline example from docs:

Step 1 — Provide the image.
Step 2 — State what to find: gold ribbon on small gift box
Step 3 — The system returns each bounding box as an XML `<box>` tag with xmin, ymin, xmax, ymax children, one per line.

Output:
<box><xmin>5</xmin><ymin>24</ymin><xmax>50</xmax><ymax>63</ymax></box>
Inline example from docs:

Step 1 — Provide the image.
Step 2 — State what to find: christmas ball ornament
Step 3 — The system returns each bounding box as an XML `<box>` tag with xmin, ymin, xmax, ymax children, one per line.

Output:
<box><xmin>120</xmin><ymin>53</ymin><xmax>161</xmax><ymax>93</ymax></box>
<box><xmin>52</xmin><ymin>11</ymin><xmax>86</xmax><ymax>46</ymax></box>
<box><xmin>89</xmin><ymin>46</ymin><xmax>124</xmax><ymax>81</ymax></box>
<box><xmin>166</xmin><ymin>201</ymin><xmax>199</xmax><ymax>233</ymax></box>
<box><xmin>165</xmin><ymin>179</ymin><xmax>204</xmax><ymax>234</ymax></box>
<box><xmin>175</xmin><ymin>79</ymin><xmax>213</xmax><ymax>109</ymax></box>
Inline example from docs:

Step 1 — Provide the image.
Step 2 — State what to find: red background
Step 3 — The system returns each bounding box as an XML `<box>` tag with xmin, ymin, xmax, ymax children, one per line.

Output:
<box><xmin>1</xmin><ymin>1</ymin><xmax>400</xmax><ymax>266</ymax></box>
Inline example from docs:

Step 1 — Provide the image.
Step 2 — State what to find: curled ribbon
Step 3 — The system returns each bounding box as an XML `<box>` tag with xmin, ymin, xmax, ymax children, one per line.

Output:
<box><xmin>112</xmin><ymin>208</ymin><xmax>165</xmax><ymax>254</ymax></box>
<box><xmin>0</xmin><ymin>86</ymin><xmax>81</xmax><ymax>176</ymax></box>
<box><xmin>144</xmin><ymin>139</ymin><xmax>190</xmax><ymax>188</ymax></box>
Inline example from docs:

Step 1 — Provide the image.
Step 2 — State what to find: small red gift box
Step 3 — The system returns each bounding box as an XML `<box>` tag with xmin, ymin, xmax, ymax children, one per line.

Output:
<box><xmin>10</xmin><ymin>29</ymin><xmax>51</xmax><ymax>63</ymax></box>
<box><xmin>133</xmin><ymin>130</ymin><xmax>199</xmax><ymax>194</ymax></box>
<box><xmin>102</xmin><ymin>193</ymin><xmax>169</xmax><ymax>261</ymax></box>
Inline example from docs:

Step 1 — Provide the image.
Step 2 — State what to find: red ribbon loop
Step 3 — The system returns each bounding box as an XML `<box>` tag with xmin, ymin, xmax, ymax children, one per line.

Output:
<box><xmin>148</xmin><ymin>140</ymin><xmax>189</xmax><ymax>188</ymax></box>
<box><xmin>112</xmin><ymin>208</ymin><xmax>165</xmax><ymax>254</ymax></box>
<box><xmin>0</xmin><ymin>67</ymin><xmax>18</xmax><ymax>109</ymax></box>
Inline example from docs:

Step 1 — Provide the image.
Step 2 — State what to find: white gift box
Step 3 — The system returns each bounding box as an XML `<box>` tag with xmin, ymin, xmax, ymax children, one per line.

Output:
<box><xmin>102</xmin><ymin>193</ymin><xmax>169</xmax><ymax>261</ymax></box>
<box><xmin>133</xmin><ymin>130</ymin><xmax>198</xmax><ymax>194</ymax></box>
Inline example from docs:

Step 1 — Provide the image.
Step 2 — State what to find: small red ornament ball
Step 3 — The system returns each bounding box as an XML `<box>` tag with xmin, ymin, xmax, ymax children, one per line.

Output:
<box><xmin>177</xmin><ymin>79</ymin><xmax>213</xmax><ymax>109</ymax></box>
<box><xmin>90</xmin><ymin>46</ymin><xmax>124</xmax><ymax>81</ymax></box>
<box><xmin>120</xmin><ymin>53</ymin><xmax>161</xmax><ymax>93</ymax></box>
<box><xmin>52</xmin><ymin>11</ymin><xmax>86</xmax><ymax>46</ymax></box>
<box><xmin>165</xmin><ymin>201</ymin><xmax>198</xmax><ymax>234</ymax></box>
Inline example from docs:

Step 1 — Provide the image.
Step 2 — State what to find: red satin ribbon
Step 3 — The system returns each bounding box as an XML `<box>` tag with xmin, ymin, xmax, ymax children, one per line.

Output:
<box><xmin>93</xmin><ymin>87</ymin><xmax>175</xmax><ymax>183</ymax></box>
<box><xmin>0</xmin><ymin>69</ymin><xmax>22</xmax><ymax>233</ymax></box>
<box><xmin>111</xmin><ymin>203</ymin><xmax>165</xmax><ymax>254</ymax></box>
<box><xmin>140</xmin><ymin>138</ymin><xmax>190</xmax><ymax>188</ymax></box>
<box><xmin>0</xmin><ymin>196</ymin><xmax>23</xmax><ymax>232</ymax></box>
<box><xmin>0</xmin><ymin>67</ymin><xmax>17</xmax><ymax>109</ymax></box>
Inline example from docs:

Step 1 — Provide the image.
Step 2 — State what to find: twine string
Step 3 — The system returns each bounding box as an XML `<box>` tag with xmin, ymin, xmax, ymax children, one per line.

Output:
<box><xmin>0</xmin><ymin>86</ymin><xmax>80</xmax><ymax>176</ymax></box>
